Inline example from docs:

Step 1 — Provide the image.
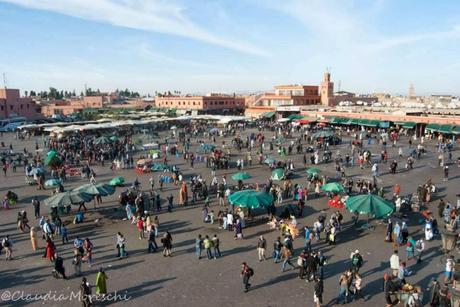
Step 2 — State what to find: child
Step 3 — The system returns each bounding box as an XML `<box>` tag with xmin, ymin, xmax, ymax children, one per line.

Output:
<box><xmin>61</xmin><ymin>224</ymin><xmax>68</xmax><ymax>244</ymax></box>
<box><xmin>137</xmin><ymin>217</ymin><xmax>144</xmax><ymax>240</ymax></box>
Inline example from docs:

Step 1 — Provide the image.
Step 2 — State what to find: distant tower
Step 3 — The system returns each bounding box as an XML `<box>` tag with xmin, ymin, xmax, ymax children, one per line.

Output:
<box><xmin>320</xmin><ymin>70</ymin><xmax>334</xmax><ymax>106</ymax></box>
<box><xmin>408</xmin><ymin>82</ymin><xmax>415</xmax><ymax>99</ymax></box>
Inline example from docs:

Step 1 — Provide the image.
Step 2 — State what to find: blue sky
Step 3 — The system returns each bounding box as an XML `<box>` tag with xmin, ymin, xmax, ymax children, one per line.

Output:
<box><xmin>0</xmin><ymin>0</ymin><xmax>459</xmax><ymax>95</ymax></box>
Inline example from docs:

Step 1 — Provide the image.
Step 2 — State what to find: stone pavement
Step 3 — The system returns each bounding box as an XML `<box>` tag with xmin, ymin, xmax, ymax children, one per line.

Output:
<box><xmin>0</xmin><ymin>129</ymin><xmax>458</xmax><ymax>306</ymax></box>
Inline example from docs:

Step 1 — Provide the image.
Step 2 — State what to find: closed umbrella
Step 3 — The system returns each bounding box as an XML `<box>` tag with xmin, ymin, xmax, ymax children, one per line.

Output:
<box><xmin>345</xmin><ymin>194</ymin><xmax>395</xmax><ymax>218</ymax></box>
<box><xmin>109</xmin><ymin>176</ymin><xmax>125</xmax><ymax>187</ymax></box>
<box><xmin>228</xmin><ymin>190</ymin><xmax>274</xmax><ymax>209</ymax></box>
<box><xmin>231</xmin><ymin>172</ymin><xmax>252</xmax><ymax>181</ymax></box>
<box><xmin>44</xmin><ymin>191</ymin><xmax>93</xmax><ymax>207</ymax></box>
<box><xmin>271</xmin><ymin>168</ymin><xmax>285</xmax><ymax>181</ymax></box>
<box><xmin>321</xmin><ymin>182</ymin><xmax>345</xmax><ymax>194</ymax></box>
<box><xmin>45</xmin><ymin>179</ymin><xmax>61</xmax><ymax>188</ymax></box>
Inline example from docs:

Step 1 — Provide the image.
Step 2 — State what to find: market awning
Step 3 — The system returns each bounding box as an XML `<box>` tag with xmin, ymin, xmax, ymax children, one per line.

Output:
<box><xmin>452</xmin><ymin>126</ymin><xmax>460</xmax><ymax>135</ymax></box>
<box><xmin>425</xmin><ymin>123</ymin><xmax>440</xmax><ymax>132</ymax></box>
<box><xmin>379</xmin><ymin>121</ymin><xmax>390</xmax><ymax>128</ymax></box>
<box><xmin>287</xmin><ymin>114</ymin><xmax>303</xmax><ymax>120</ymax></box>
<box><xmin>349</xmin><ymin>118</ymin><xmax>361</xmax><ymax>125</ymax></box>
<box><xmin>402</xmin><ymin>122</ymin><xmax>416</xmax><ymax>129</ymax></box>
<box><xmin>262</xmin><ymin>111</ymin><xmax>276</xmax><ymax>119</ymax></box>
<box><xmin>359</xmin><ymin>119</ymin><xmax>379</xmax><ymax>127</ymax></box>
<box><xmin>438</xmin><ymin>124</ymin><xmax>454</xmax><ymax>134</ymax></box>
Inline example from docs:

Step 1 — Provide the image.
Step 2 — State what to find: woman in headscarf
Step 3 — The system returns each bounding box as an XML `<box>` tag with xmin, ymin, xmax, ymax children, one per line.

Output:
<box><xmin>385</xmin><ymin>219</ymin><xmax>393</xmax><ymax>242</ymax></box>
<box><xmin>400</xmin><ymin>222</ymin><xmax>409</xmax><ymax>244</ymax></box>
<box><xmin>95</xmin><ymin>268</ymin><xmax>108</xmax><ymax>296</ymax></box>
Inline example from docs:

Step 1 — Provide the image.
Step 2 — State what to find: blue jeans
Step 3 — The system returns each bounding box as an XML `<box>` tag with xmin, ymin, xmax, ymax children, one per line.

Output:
<box><xmin>196</xmin><ymin>247</ymin><xmax>202</xmax><ymax>259</ymax></box>
<box><xmin>281</xmin><ymin>256</ymin><xmax>295</xmax><ymax>272</ymax></box>
<box><xmin>338</xmin><ymin>286</ymin><xmax>348</xmax><ymax>304</ymax></box>
<box><xmin>273</xmin><ymin>250</ymin><xmax>281</xmax><ymax>263</ymax></box>
<box><xmin>305</xmin><ymin>240</ymin><xmax>311</xmax><ymax>251</ymax></box>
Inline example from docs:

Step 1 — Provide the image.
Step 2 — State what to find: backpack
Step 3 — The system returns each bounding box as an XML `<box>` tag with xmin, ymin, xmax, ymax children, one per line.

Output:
<box><xmin>248</xmin><ymin>268</ymin><xmax>254</xmax><ymax>277</ymax></box>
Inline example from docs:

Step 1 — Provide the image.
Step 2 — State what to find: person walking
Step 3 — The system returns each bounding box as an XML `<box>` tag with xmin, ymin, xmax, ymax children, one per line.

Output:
<box><xmin>304</xmin><ymin>226</ymin><xmax>312</xmax><ymax>251</ymax></box>
<box><xmin>273</xmin><ymin>237</ymin><xmax>282</xmax><ymax>263</ymax></box>
<box><xmin>415</xmin><ymin>238</ymin><xmax>425</xmax><ymax>263</ymax></box>
<box><xmin>241</xmin><ymin>262</ymin><xmax>253</xmax><ymax>293</ymax></box>
<box><xmin>350</xmin><ymin>250</ymin><xmax>364</xmax><ymax>273</ymax></box>
<box><xmin>116</xmin><ymin>232</ymin><xmax>126</xmax><ymax>259</ymax></box>
<box><xmin>32</xmin><ymin>197</ymin><xmax>40</xmax><ymax>219</ymax></box>
<box><xmin>73</xmin><ymin>248</ymin><xmax>82</xmax><ymax>276</ymax></box>
<box><xmin>314</xmin><ymin>276</ymin><xmax>324</xmax><ymax>307</ymax></box>
<box><xmin>390</xmin><ymin>250</ymin><xmax>400</xmax><ymax>276</ymax></box>
<box><xmin>30</xmin><ymin>227</ymin><xmax>38</xmax><ymax>251</ymax></box>
<box><xmin>83</xmin><ymin>238</ymin><xmax>93</xmax><ymax>268</ymax></box>
<box><xmin>195</xmin><ymin>234</ymin><xmax>203</xmax><ymax>259</ymax></box>
<box><xmin>281</xmin><ymin>245</ymin><xmax>295</xmax><ymax>272</ymax></box>
<box><xmin>147</xmin><ymin>228</ymin><xmax>158</xmax><ymax>253</ymax></box>
<box><xmin>2</xmin><ymin>235</ymin><xmax>13</xmax><ymax>260</ymax></box>
<box><xmin>95</xmin><ymin>268</ymin><xmax>108</xmax><ymax>296</ymax></box>
<box><xmin>338</xmin><ymin>270</ymin><xmax>352</xmax><ymax>304</ymax></box>
<box><xmin>79</xmin><ymin>277</ymin><xmax>92</xmax><ymax>307</ymax></box>
<box><xmin>161</xmin><ymin>231</ymin><xmax>173</xmax><ymax>257</ymax></box>
<box><xmin>353</xmin><ymin>272</ymin><xmax>365</xmax><ymax>300</ymax></box>
<box><xmin>212</xmin><ymin>234</ymin><xmax>221</xmax><ymax>258</ymax></box>
<box><xmin>257</xmin><ymin>235</ymin><xmax>267</xmax><ymax>261</ymax></box>
<box><xmin>445</xmin><ymin>255</ymin><xmax>455</xmax><ymax>283</ymax></box>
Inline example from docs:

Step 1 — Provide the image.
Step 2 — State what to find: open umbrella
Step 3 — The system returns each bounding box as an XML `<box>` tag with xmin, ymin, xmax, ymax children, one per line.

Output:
<box><xmin>74</xmin><ymin>183</ymin><xmax>115</xmax><ymax>196</ymax></box>
<box><xmin>345</xmin><ymin>194</ymin><xmax>395</xmax><ymax>218</ymax></box>
<box><xmin>228</xmin><ymin>190</ymin><xmax>274</xmax><ymax>209</ymax></box>
<box><xmin>231</xmin><ymin>172</ymin><xmax>252</xmax><ymax>181</ymax></box>
<box><xmin>151</xmin><ymin>163</ymin><xmax>170</xmax><ymax>171</ymax></box>
<box><xmin>94</xmin><ymin>136</ymin><xmax>111</xmax><ymax>145</ymax></box>
<box><xmin>306</xmin><ymin>168</ymin><xmax>321</xmax><ymax>176</ymax></box>
<box><xmin>109</xmin><ymin>176</ymin><xmax>125</xmax><ymax>187</ymax></box>
<box><xmin>197</xmin><ymin>143</ymin><xmax>216</xmax><ymax>153</ymax></box>
<box><xmin>109</xmin><ymin>135</ymin><xmax>119</xmax><ymax>142</ymax></box>
<box><xmin>45</xmin><ymin>179</ymin><xmax>61</xmax><ymax>188</ymax></box>
<box><xmin>44</xmin><ymin>191</ymin><xmax>93</xmax><ymax>207</ymax></box>
<box><xmin>264</xmin><ymin>157</ymin><xmax>276</xmax><ymax>165</ymax></box>
<box><xmin>321</xmin><ymin>182</ymin><xmax>345</xmax><ymax>194</ymax></box>
<box><xmin>271</xmin><ymin>168</ymin><xmax>285</xmax><ymax>181</ymax></box>
<box><xmin>45</xmin><ymin>151</ymin><xmax>62</xmax><ymax>168</ymax></box>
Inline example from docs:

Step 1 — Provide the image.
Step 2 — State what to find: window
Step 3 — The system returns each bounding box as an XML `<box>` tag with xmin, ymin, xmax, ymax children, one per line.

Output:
<box><xmin>0</xmin><ymin>106</ymin><xmax>3</xmax><ymax>110</ymax></box>
<box><xmin>20</xmin><ymin>105</ymin><xmax>23</xmax><ymax>109</ymax></box>
<box><xmin>10</xmin><ymin>105</ymin><xmax>13</xmax><ymax>110</ymax></box>
<box><xmin>27</xmin><ymin>104</ymin><xmax>29</xmax><ymax>109</ymax></box>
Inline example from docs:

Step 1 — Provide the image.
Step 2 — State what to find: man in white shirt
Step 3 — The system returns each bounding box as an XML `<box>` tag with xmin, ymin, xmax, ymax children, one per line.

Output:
<box><xmin>390</xmin><ymin>250</ymin><xmax>400</xmax><ymax>276</ymax></box>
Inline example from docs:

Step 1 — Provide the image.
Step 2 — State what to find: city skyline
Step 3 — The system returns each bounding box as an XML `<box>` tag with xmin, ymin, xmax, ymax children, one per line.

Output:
<box><xmin>0</xmin><ymin>0</ymin><xmax>459</xmax><ymax>96</ymax></box>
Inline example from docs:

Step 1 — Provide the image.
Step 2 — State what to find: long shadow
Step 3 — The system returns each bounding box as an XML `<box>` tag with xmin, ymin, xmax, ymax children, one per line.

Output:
<box><xmin>250</xmin><ymin>272</ymin><xmax>297</xmax><ymax>290</ymax></box>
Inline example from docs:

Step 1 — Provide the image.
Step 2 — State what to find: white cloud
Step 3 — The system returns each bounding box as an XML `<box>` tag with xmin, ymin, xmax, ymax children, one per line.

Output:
<box><xmin>1</xmin><ymin>0</ymin><xmax>269</xmax><ymax>57</ymax></box>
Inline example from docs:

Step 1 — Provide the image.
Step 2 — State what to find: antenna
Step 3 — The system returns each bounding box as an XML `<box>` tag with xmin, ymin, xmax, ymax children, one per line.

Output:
<box><xmin>338</xmin><ymin>80</ymin><xmax>341</xmax><ymax>92</ymax></box>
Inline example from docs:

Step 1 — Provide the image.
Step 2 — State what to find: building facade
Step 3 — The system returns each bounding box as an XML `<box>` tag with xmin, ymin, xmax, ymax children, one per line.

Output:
<box><xmin>155</xmin><ymin>94</ymin><xmax>245</xmax><ymax>114</ymax></box>
<box><xmin>41</xmin><ymin>96</ymin><xmax>105</xmax><ymax>117</ymax></box>
<box><xmin>0</xmin><ymin>88</ymin><xmax>41</xmax><ymax>119</ymax></box>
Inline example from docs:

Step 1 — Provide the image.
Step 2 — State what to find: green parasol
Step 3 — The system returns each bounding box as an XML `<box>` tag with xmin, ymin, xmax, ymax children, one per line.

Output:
<box><xmin>321</xmin><ymin>182</ymin><xmax>345</xmax><ymax>193</ymax></box>
<box><xmin>44</xmin><ymin>191</ymin><xmax>93</xmax><ymax>207</ymax></box>
<box><xmin>271</xmin><ymin>168</ymin><xmax>285</xmax><ymax>181</ymax></box>
<box><xmin>231</xmin><ymin>172</ymin><xmax>252</xmax><ymax>181</ymax></box>
<box><xmin>94</xmin><ymin>136</ymin><xmax>111</xmax><ymax>145</ymax></box>
<box><xmin>45</xmin><ymin>179</ymin><xmax>62</xmax><ymax>188</ymax></box>
<box><xmin>228</xmin><ymin>190</ymin><xmax>274</xmax><ymax>209</ymax></box>
<box><xmin>109</xmin><ymin>176</ymin><xmax>125</xmax><ymax>186</ymax></box>
<box><xmin>74</xmin><ymin>183</ymin><xmax>116</xmax><ymax>196</ymax></box>
<box><xmin>45</xmin><ymin>151</ymin><xmax>62</xmax><ymax>168</ymax></box>
<box><xmin>264</xmin><ymin>157</ymin><xmax>276</xmax><ymax>165</ymax></box>
<box><xmin>345</xmin><ymin>194</ymin><xmax>395</xmax><ymax>218</ymax></box>
<box><xmin>109</xmin><ymin>135</ymin><xmax>119</xmax><ymax>142</ymax></box>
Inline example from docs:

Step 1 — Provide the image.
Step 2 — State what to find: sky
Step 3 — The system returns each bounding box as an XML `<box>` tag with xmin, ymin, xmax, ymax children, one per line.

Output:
<box><xmin>0</xmin><ymin>0</ymin><xmax>459</xmax><ymax>96</ymax></box>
